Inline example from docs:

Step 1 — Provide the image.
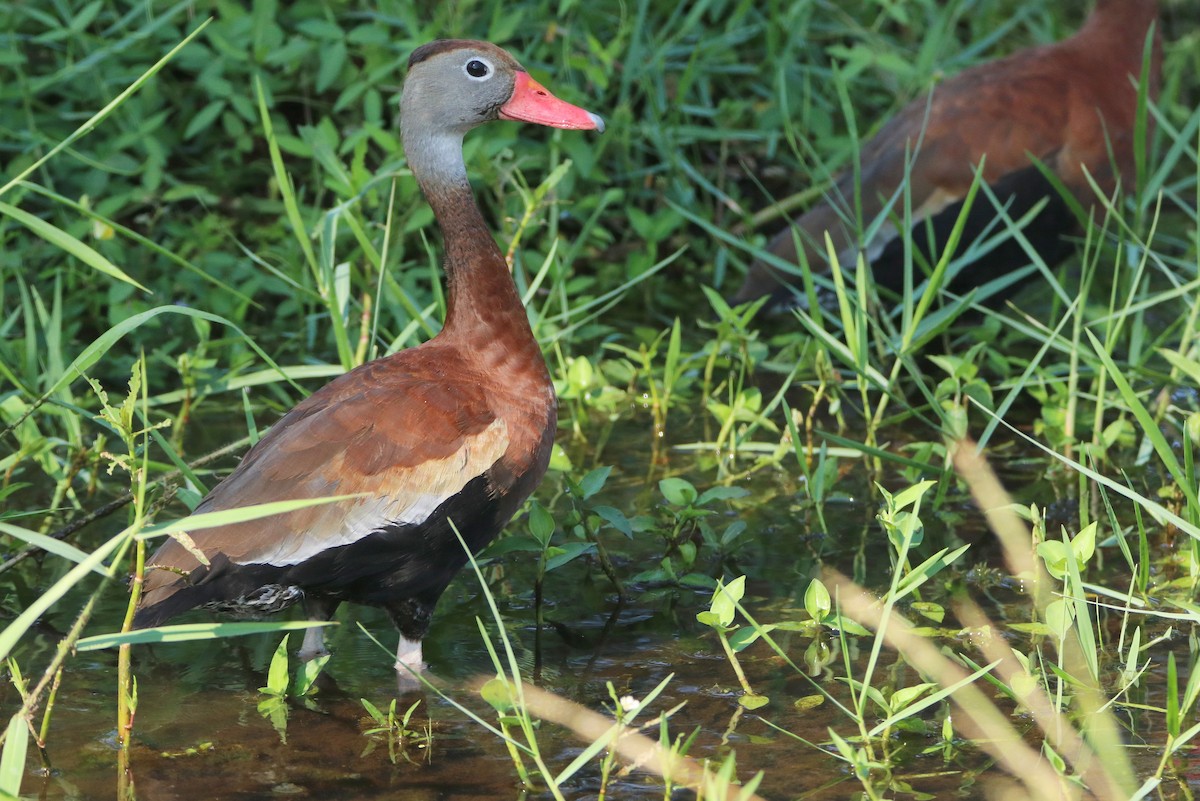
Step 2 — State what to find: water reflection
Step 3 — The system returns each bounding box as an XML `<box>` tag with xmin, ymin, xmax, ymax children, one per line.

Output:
<box><xmin>12</xmin><ymin>416</ymin><xmax>1064</xmax><ymax>800</ymax></box>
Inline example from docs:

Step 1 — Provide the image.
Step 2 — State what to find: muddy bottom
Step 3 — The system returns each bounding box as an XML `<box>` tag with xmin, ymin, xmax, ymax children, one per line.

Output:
<box><xmin>15</xmin><ymin>521</ymin><xmax>999</xmax><ymax>801</ymax></box>
<box><xmin>31</xmin><ymin>599</ymin><xmax>988</xmax><ymax>800</ymax></box>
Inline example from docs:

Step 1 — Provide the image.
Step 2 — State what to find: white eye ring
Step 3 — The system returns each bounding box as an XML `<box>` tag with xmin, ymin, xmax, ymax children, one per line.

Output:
<box><xmin>463</xmin><ymin>57</ymin><xmax>494</xmax><ymax>80</ymax></box>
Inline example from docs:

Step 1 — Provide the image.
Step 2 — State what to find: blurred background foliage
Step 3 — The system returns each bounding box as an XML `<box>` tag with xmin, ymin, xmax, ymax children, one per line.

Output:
<box><xmin>0</xmin><ymin>0</ymin><xmax>1196</xmax><ymax>494</ymax></box>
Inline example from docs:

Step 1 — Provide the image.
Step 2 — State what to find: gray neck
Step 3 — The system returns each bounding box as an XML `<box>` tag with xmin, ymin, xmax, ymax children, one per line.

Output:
<box><xmin>400</xmin><ymin>113</ymin><xmax>532</xmax><ymax>344</ymax></box>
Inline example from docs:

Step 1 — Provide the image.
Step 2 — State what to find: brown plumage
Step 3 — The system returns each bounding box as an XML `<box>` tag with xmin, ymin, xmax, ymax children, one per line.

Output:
<box><xmin>733</xmin><ymin>0</ymin><xmax>1161</xmax><ymax>310</ymax></box>
<box><xmin>134</xmin><ymin>40</ymin><xmax>604</xmax><ymax>671</ymax></box>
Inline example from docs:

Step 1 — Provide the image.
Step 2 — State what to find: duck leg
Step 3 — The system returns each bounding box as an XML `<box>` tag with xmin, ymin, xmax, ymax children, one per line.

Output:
<box><xmin>387</xmin><ymin>597</ymin><xmax>433</xmax><ymax>671</ymax></box>
<box><xmin>297</xmin><ymin>596</ymin><xmax>338</xmax><ymax>661</ymax></box>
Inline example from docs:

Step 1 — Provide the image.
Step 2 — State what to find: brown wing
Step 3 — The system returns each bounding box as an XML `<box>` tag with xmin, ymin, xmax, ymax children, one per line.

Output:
<box><xmin>736</xmin><ymin>7</ymin><xmax>1157</xmax><ymax>306</ymax></box>
<box><xmin>762</xmin><ymin>46</ymin><xmax>1075</xmax><ymax>273</ymax></box>
<box><xmin>140</xmin><ymin>344</ymin><xmax>510</xmax><ymax>602</ymax></box>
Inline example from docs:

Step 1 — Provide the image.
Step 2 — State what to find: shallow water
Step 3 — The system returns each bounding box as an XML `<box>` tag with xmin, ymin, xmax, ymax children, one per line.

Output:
<box><xmin>6</xmin><ymin>412</ymin><xmax>1186</xmax><ymax>800</ymax></box>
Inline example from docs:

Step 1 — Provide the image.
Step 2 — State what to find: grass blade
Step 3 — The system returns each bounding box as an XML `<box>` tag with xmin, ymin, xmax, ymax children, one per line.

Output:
<box><xmin>77</xmin><ymin>621</ymin><xmax>334</xmax><ymax>651</ymax></box>
<box><xmin>0</xmin><ymin>530</ymin><xmax>128</xmax><ymax>664</ymax></box>
<box><xmin>0</xmin><ymin>201</ymin><xmax>147</xmax><ymax>292</ymax></box>
<box><xmin>0</xmin><ymin>19</ymin><xmax>212</xmax><ymax>198</ymax></box>
<box><xmin>0</xmin><ymin>714</ymin><xmax>28</xmax><ymax>798</ymax></box>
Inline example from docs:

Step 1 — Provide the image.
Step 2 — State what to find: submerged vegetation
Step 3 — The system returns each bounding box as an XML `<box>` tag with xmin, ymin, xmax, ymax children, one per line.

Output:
<box><xmin>1</xmin><ymin>0</ymin><xmax>1199</xmax><ymax>798</ymax></box>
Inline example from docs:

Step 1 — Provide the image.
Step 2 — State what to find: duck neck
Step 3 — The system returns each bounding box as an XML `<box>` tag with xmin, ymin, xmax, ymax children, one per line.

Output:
<box><xmin>1080</xmin><ymin>0</ymin><xmax>1160</xmax><ymax>56</ymax></box>
<box><xmin>405</xmin><ymin>129</ymin><xmax>535</xmax><ymax>344</ymax></box>
<box><xmin>1077</xmin><ymin>0</ymin><xmax>1162</xmax><ymax>97</ymax></box>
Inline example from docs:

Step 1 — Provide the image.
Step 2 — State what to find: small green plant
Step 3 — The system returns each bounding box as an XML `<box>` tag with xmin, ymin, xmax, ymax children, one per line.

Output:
<box><xmin>603</xmin><ymin>318</ymin><xmax>692</xmax><ymax>438</ymax></box>
<box><xmin>695</xmin><ymin>480</ymin><xmax>986</xmax><ymax>798</ymax></box>
<box><xmin>927</xmin><ymin>343</ymin><xmax>995</xmax><ymax>440</ymax></box>
<box><xmin>555</xmin><ymin>354</ymin><xmax>628</xmax><ymax>426</ymax></box>
<box><xmin>631</xmin><ymin>477</ymin><xmax>749</xmax><ymax>588</ymax></box>
<box><xmin>558</xmin><ymin>465</ymin><xmax>633</xmax><ymax>599</ymax></box>
<box><xmin>700</xmin><ymin>575</ymin><xmax>874</xmax><ymax>706</ymax></box>
<box><xmin>696</xmin><ymin>577</ymin><xmax>767</xmax><ymax>709</ymax></box>
<box><xmin>481</xmin><ymin>465</ymin><xmax>623</xmax><ymax>610</ymax></box>
<box><xmin>256</xmin><ymin>633</ymin><xmax>330</xmax><ymax>741</ymax></box>
<box><xmin>359</xmin><ymin>697</ymin><xmax>431</xmax><ymax>764</ymax></box>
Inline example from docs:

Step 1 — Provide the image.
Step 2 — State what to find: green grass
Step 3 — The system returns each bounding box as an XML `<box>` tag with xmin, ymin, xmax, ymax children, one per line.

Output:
<box><xmin>1</xmin><ymin>0</ymin><xmax>1198</xmax><ymax>798</ymax></box>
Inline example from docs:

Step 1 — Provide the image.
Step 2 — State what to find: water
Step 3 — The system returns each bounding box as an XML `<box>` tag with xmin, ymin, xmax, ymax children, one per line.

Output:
<box><xmin>6</xmin><ymin>414</ymin><xmax>1184</xmax><ymax>800</ymax></box>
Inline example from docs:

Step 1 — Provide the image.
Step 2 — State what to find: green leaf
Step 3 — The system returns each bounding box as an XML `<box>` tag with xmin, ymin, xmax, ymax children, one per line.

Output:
<box><xmin>910</xmin><ymin>602</ymin><xmax>945</xmax><ymax>624</ymax></box>
<box><xmin>827</xmin><ymin>727</ymin><xmax>857</xmax><ymax>762</ymax></box>
<box><xmin>729</xmin><ymin>625</ymin><xmax>771</xmax><ymax>652</ymax></box>
<box><xmin>664</xmin><ymin>317</ymin><xmax>682</xmax><ymax>383</ymax></box>
<box><xmin>528</xmin><ymin>502</ymin><xmax>555</xmax><ymax>547</ymax></box>
<box><xmin>1044</xmin><ymin>599</ymin><xmax>1073</xmax><ymax>641</ymax></box>
<box><xmin>262</xmin><ymin>635</ymin><xmax>291</xmax><ymax>696</ymax></box>
<box><xmin>891</xmin><ymin>683</ymin><xmax>936</xmax><ymax>710</ymax></box>
<box><xmin>544</xmin><ymin>540</ymin><xmax>595</xmax><ymax>572</ymax></box>
<box><xmin>1037</xmin><ymin>540</ymin><xmax>1070</xmax><ymax>580</ymax></box>
<box><xmin>794</xmin><ymin>695</ymin><xmax>825</xmax><ymax>712</ymax></box>
<box><xmin>184</xmin><ymin>100</ymin><xmax>225</xmax><ymax>140</ymax></box>
<box><xmin>893</xmin><ymin>545</ymin><xmax>970</xmax><ymax>600</ymax></box>
<box><xmin>479</xmin><ymin>677</ymin><xmax>514</xmax><ymax>714</ymax></box>
<box><xmin>677</xmin><ymin>540</ymin><xmax>697</xmax><ymax>566</ymax></box>
<box><xmin>548</xmin><ymin>443</ymin><xmax>573</xmax><ymax>472</ymax></box>
<box><xmin>293</xmin><ymin>653</ymin><xmax>330</xmax><ymax>697</ymax></box>
<box><xmin>739</xmin><ymin>694</ymin><xmax>769</xmax><ymax>710</ymax></box>
<box><xmin>0</xmin><ymin>714</ymin><xmax>28</xmax><ymax>798</ymax></box>
<box><xmin>360</xmin><ymin>698</ymin><xmax>385</xmax><ymax>725</ymax></box>
<box><xmin>828</xmin><ymin>614</ymin><xmax>873</xmax><ymax>637</ymax></box>
<box><xmin>1043</xmin><ymin>742</ymin><xmax>1066</xmax><ymax>773</ymax></box>
<box><xmin>659</xmin><ymin>477</ymin><xmax>698</xmax><ymax>506</ymax></box>
<box><xmin>720</xmin><ymin>521</ymin><xmax>747</xmax><ymax>546</ymax></box>
<box><xmin>696</xmin><ymin>486</ymin><xmax>750</xmax><ymax>505</ymax></box>
<box><xmin>578</xmin><ymin>466</ymin><xmax>612</xmax><ymax>499</ymax></box>
<box><xmin>704</xmin><ymin>576</ymin><xmax>746</xmax><ymax>628</ymax></box>
<box><xmin>592</xmin><ymin>505</ymin><xmax>633</xmax><ymax>538</ymax></box>
<box><xmin>0</xmin><ymin>201</ymin><xmax>147</xmax><ymax>292</ymax></box>
<box><xmin>315</xmin><ymin>41</ymin><xmax>347</xmax><ymax>93</ymax></box>
<box><xmin>1160</xmin><ymin>349</ymin><xmax>1200</xmax><ymax>388</ymax></box>
<box><xmin>566</xmin><ymin>356</ymin><xmax>593</xmax><ymax>390</ymax></box>
<box><xmin>1071</xmin><ymin>521</ymin><xmax>1097</xmax><ymax>565</ymax></box>
<box><xmin>257</xmin><ymin>696</ymin><xmax>289</xmax><ymax>741</ymax></box>
<box><xmin>678</xmin><ymin>572</ymin><xmax>717</xmax><ymax>590</ymax></box>
<box><xmin>804</xmin><ymin>579</ymin><xmax>832</xmax><ymax>623</ymax></box>
<box><xmin>891</xmin><ymin>480</ymin><xmax>937</xmax><ymax>512</ymax></box>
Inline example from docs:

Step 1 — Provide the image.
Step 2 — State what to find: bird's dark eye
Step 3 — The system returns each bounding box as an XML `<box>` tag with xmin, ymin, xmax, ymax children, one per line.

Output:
<box><xmin>465</xmin><ymin>59</ymin><xmax>489</xmax><ymax>78</ymax></box>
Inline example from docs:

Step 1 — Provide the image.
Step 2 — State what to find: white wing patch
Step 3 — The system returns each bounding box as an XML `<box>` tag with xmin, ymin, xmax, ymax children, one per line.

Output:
<box><xmin>241</xmin><ymin>418</ymin><xmax>509</xmax><ymax>567</ymax></box>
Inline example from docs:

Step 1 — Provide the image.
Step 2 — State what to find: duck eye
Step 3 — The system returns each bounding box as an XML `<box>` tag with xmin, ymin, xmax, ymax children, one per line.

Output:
<box><xmin>465</xmin><ymin>59</ymin><xmax>490</xmax><ymax>79</ymax></box>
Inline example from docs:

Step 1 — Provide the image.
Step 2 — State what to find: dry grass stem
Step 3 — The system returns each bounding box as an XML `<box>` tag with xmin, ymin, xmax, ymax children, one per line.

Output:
<box><xmin>824</xmin><ymin>569</ymin><xmax>1073</xmax><ymax>801</ymax></box>
<box><xmin>497</xmin><ymin>680</ymin><xmax>768</xmax><ymax>801</ymax></box>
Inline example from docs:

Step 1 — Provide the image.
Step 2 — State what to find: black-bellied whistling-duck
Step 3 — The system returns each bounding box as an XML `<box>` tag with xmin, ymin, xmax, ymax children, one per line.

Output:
<box><xmin>733</xmin><ymin>0</ymin><xmax>1161</xmax><ymax>310</ymax></box>
<box><xmin>133</xmin><ymin>40</ymin><xmax>604</xmax><ymax>671</ymax></box>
